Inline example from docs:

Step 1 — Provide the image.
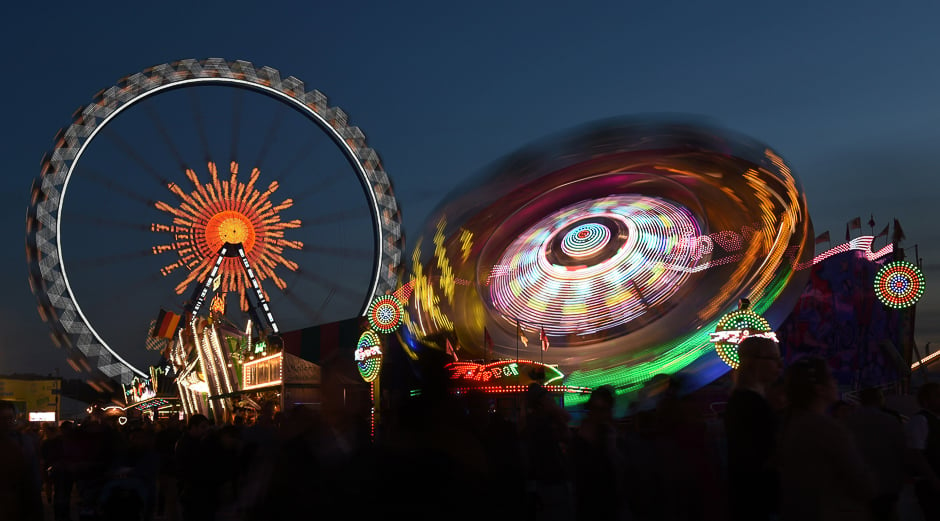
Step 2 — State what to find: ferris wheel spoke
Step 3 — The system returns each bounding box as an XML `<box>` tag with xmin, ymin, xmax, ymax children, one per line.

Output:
<box><xmin>78</xmin><ymin>166</ymin><xmax>157</xmax><ymax>208</ymax></box>
<box><xmin>252</xmin><ymin>104</ymin><xmax>288</xmax><ymax>169</ymax></box>
<box><xmin>102</xmin><ymin>132</ymin><xmax>170</xmax><ymax>187</ymax></box>
<box><xmin>310</xmin><ymin>288</ymin><xmax>336</xmax><ymax>324</ymax></box>
<box><xmin>281</xmin><ymin>287</ymin><xmax>331</xmax><ymax>325</ymax></box>
<box><xmin>301</xmin><ymin>244</ymin><xmax>374</xmax><ymax>259</ymax></box>
<box><xmin>301</xmin><ymin>206</ymin><xmax>371</xmax><ymax>227</ymax></box>
<box><xmin>70</xmin><ymin>249</ymin><xmax>156</xmax><ymax>269</ymax></box>
<box><xmin>276</xmin><ymin>134</ymin><xmax>319</xmax><ymax>185</ymax></box>
<box><xmin>188</xmin><ymin>89</ymin><xmax>211</xmax><ymax>163</ymax></box>
<box><xmin>229</xmin><ymin>88</ymin><xmax>244</xmax><ymax>165</ymax></box>
<box><xmin>293</xmin><ymin>269</ymin><xmax>364</xmax><ymax>302</ymax></box>
<box><xmin>291</xmin><ymin>170</ymin><xmax>349</xmax><ymax>204</ymax></box>
<box><xmin>144</xmin><ymin>105</ymin><xmax>188</xmax><ymax>171</ymax></box>
<box><xmin>69</xmin><ymin>212</ymin><xmax>151</xmax><ymax>232</ymax></box>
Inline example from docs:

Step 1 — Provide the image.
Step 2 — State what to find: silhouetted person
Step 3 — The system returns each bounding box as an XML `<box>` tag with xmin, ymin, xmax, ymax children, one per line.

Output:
<box><xmin>248</xmin><ymin>405</ymin><xmax>324</xmax><ymax>521</ymax></box>
<box><xmin>465</xmin><ymin>390</ymin><xmax>524</xmax><ymax>517</ymax></box>
<box><xmin>830</xmin><ymin>399</ymin><xmax>854</xmax><ymax>420</ymax></box>
<box><xmin>49</xmin><ymin>420</ymin><xmax>77</xmax><ymax>521</ymax></box>
<box><xmin>907</xmin><ymin>382</ymin><xmax>940</xmax><ymax>520</ymax></box>
<box><xmin>175</xmin><ymin>414</ymin><xmax>221</xmax><ymax>521</ymax></box>
<box><xmin>0</xmin><ymin>400</ymin><xmax>43</xmax><ymax>521</ymax></box>
<box><xmin>723</xmin><ymin>336</ymin><xmax>782</xmax><ymax>521</ymax></box>
<box><xmin>72</xmin><ymin>407</ymin><xmax>118</xmax><ymax>521</ymax></box>
<box><xmin>843</xmin><ymin>387</ymin><xmax>908</xmax><ymax>521</ymax></box>
<box><xmin>521</xmin><ymin>382</ymin><xmax>573</xmax><ymax>521</ymax></box>
<box><xmin>570</xmin><ymin>385</ymin><xmax>623</xmax><ymax>521</ymax></box>
<box><xmin>154</xmin><ymin>416</ymin><xmax>182</xmax><ymax>519</ymax></box>
<box><xmin>778</xmin><ymin>356</ymin><xmax>876</xmax><ymax>521</ymax></box>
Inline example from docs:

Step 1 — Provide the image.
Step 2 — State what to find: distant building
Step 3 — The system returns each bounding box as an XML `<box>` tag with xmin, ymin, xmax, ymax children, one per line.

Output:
<box><xmin>0</xmin><ymin>376</ymin><xmax>61</xmax><ymax>423</ymax></box>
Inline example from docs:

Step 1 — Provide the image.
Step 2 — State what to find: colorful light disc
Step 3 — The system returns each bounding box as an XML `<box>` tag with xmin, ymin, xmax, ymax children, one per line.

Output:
<box><xmin>712</xmin><ymin>309</ymin><xmax>774</xmax><ymax>369</ymax></box>
<box><xmin>488</xmin><ymin>195</ymin><xmax>700</xmax><ymax>337</ymax></box>
<box><xmin>875</xmin><ymin>260</ymin><xmax>926</xmax><ymax>309</ymax></box>
<box><xmin>367</xmin><ymin>294</ymin><xmax>404</xmax><ymax>333</ymax></box>
<box><xmin>561</xmin><ymin>222</ymin><xmax>611</xmax><ymax>258</ymax></box>
<box><xmin>356</xmin><ymin>330</ymin><xmax>383</xmax><ymax>382</ymax></box>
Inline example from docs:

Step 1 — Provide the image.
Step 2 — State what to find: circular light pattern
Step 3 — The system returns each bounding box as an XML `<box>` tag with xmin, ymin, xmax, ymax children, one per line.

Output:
<box><xmin>356</xmin><ymin>330</ymin><xmax>383</xmax><ymax>382</ymax></box>
<box><xmin>401</xmin><ymin>119</ymin><xmax>813</xmax><ymax>401</ymax></box>
<box><xmin>712</xmin><ymin>309</ymin><xmax>774</xmax><ymax>369</ymax></box>
<box><xmin>875</xmin><ymin>260</ymin><xmax>926</xmax><ymax>309</ymax></box>
<box><xmin>25</xmin><ymin>58</ymin><xmax>405</xmax><ymax>384</ymax></box>
<box><xmin>367</xmin><ymin>294</ymin><xmax>404</xmax><ymax>333</ymax></box>
<box><xmin>561</xmin><ymin>222</ymin><xmax>611</xmax><ymax>258</ymax></box>
<box><xmin>488</xmin><ymin>195</ymin><xmax>700</xmax><ymax>336</ymax></box>
<box><xmin>153</xmin><ymin>162</ymin><xmax>298</xmax><ymax>305</ymax></box>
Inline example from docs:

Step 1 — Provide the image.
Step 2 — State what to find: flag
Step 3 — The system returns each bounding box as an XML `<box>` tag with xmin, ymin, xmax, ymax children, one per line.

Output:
<box><xmin>848</xmin><ymin>217</ymin><xmax>862</xmax><ymax>230</ymax></box>
<box><xmin>540</xmin><ymin>327</ymin><xmax>550</xmax><ymax>352</ymax></box>
<box><xmin>445</xmin><ymin>339</ymin><xmax>458</xmax><ymax>362</ymax></box>
<box><xmin>814</xmin><ymin>231</ymin><xmax>830</xmax><ymax>245</ymax></box>
<box><xmin>517</xmin><ymin>320</ymin><xmax>528</xmax><ymax>347</ymax></box>
<box><xmin>893</xmin><ymin>219</ymin><xmax>906</xmax><ymax>244</ymax></box>
<box><xmin>483</xmin><ymin>327</ymin><xmax>493</xmax><ymax>360</ymax></box>
<box><xmin>875</xmin><ymin>225</ymin><xmax>889</xmax><ymax>239</ymax></box>
<box><xmin>145</xmin><ymin>320</ymin><xmax>169</xmax><ymax>351</ymax></box>
<box><xmin>153</xmin><ymin>309</ymin><xmax>181</xmax><ymax>339</ymax></box>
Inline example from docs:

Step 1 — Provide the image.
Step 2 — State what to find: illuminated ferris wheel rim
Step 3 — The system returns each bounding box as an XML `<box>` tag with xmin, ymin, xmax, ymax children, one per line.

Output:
<box><xmin>30</xmin><ymin>59</ymin><xmax>403</xmax><ymax>383</ymax></box>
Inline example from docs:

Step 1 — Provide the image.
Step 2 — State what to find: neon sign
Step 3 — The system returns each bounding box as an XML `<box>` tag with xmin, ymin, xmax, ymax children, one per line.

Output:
<box><xmin>356</xmin><ymin>330</ymin><xmax>383</xmax><ymax>383</ymax></box>
<box><xmin>354</xmin><ymin>345</ymin><xmax>382</xmax><ymax>361</ymax></box>
<box><xmin>446</xmin><ymin>360</ymin><xmax>564</xmax><ymax>385</ymax></box>
<box><xmin>711</xmin><ymin>309</ymin><xmax>775</xmax><ymax>368</ymax></box>
<box><xmin>709</xmin><ymin>330</ymin><xmax>778</xmax><ymax>345</ymax></box>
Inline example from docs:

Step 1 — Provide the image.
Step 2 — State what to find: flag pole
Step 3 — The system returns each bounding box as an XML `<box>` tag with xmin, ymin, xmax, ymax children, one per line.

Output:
<box><xmin>515</xmin><ymin>319</ymin><xmax>521</xmax><ymax>422</ymax></box>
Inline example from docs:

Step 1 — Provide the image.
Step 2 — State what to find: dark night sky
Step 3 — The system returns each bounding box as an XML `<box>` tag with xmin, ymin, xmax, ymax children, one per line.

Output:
<box><xmin>4</xmin><ymin>1</ymin><xmax>939</xmax><ymax>377</ymax></box>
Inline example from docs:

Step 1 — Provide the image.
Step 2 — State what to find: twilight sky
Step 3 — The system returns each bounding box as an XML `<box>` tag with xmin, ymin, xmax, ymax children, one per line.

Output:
<box><xmin>4</xmin><ymin>1</ymin><xmax>939</xmax><ymax>377</ymax></box>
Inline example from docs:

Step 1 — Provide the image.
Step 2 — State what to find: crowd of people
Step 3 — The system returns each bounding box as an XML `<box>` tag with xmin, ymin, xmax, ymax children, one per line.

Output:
<box><xmin>1</xmin><ymin>339</ymin><xmax>939</xmax><ymax>521</ymax></box>
<box><xmin>725</xmin><ymin>336</ymin><xmax>940</xmax><ymax>521</ymax></box>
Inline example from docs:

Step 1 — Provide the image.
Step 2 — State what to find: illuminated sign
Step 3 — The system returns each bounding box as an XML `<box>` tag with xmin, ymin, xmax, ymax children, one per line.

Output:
<box><xmin>709</xmin><ymin>330</ymin><xmax>778</xmax><ymax>345</ymax></box>
<box><xmin>356</xmin><ymin>330</ymin><xmax>383</xmax><ymax>383</ymax></box>
<box><xmin>712</xmin><ymin>309</ymin><xmax>776</xmax><ymax>368</ymax></box>
<box><xmin>243</xmin><ymin>352</ymin><xmax>283</xmax><ymax>390</ymax></box>
<box><xmin>123</xmin><ymin>377</ymin><xmax>156</xmax><ymax>405</ymax></box>
<box><xmin>28</xmin><ymin>412</ymin><xmax>56</xmax><ymax>422</ymax></box>
<box><xmin>446</xmin><ymin>360</ymin><xmax>565</xmax><ymax>386</ymax></box>
<box><xmin>354</xmin><ymin>345</ymin><xmax>382</xmax><ymax>361</ymax></box>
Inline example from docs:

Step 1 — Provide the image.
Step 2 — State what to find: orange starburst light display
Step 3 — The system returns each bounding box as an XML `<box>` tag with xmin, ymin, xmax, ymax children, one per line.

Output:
<box><xmin>151</xmin><ymin>161</ymin><xmax>302</xmax><ymax>310</ymax></box>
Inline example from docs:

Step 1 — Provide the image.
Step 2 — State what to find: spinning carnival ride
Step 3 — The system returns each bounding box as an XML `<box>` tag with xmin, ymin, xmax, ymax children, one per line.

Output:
<box><xmin>400</xmin><ymin>120</ymin><xmax>818</xmax><ymax>400</ymax></box>
<box><xmin>26</xmin><ymin>59</ymin><xmax>404</xmax><ymax>386</ymax></box>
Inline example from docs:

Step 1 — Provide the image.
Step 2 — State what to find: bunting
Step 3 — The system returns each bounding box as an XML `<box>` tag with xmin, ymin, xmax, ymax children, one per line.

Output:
<box><xmin>540</xmin><ymin>327</ymin><xmax>550</xmax><ymax>352</ymax></box>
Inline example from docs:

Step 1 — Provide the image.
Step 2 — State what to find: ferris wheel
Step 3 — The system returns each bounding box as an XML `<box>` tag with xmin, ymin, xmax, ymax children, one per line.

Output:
<box><xmin>26</xmin><ymin>59</ymin><xmax>404</xmax><ymax>384</ymax></box>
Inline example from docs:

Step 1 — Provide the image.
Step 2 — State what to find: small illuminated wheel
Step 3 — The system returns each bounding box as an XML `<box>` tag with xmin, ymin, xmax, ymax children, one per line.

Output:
<box><xmin>355</xmin><ymin>329</ymin><xmax>383</xmax><ymax>382</ymax></box>
<box><xmin>367</xmin><ymin>294</ymin><xmax>404</xmax><ymax>334</ymax></box>
<box><xmin>875</xmin><ymin>260</ymin><xmax>926</xmax><ymax>309</ymax></box>
<box><xmin>25</xmin><ymin>59</ymin><xmax>404</xmax><ymax>384</ymax></box>
<box><xmin>712</xmin><ymin>309</ymin><xmax>774</xmax><ymax>369</ymax></box>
